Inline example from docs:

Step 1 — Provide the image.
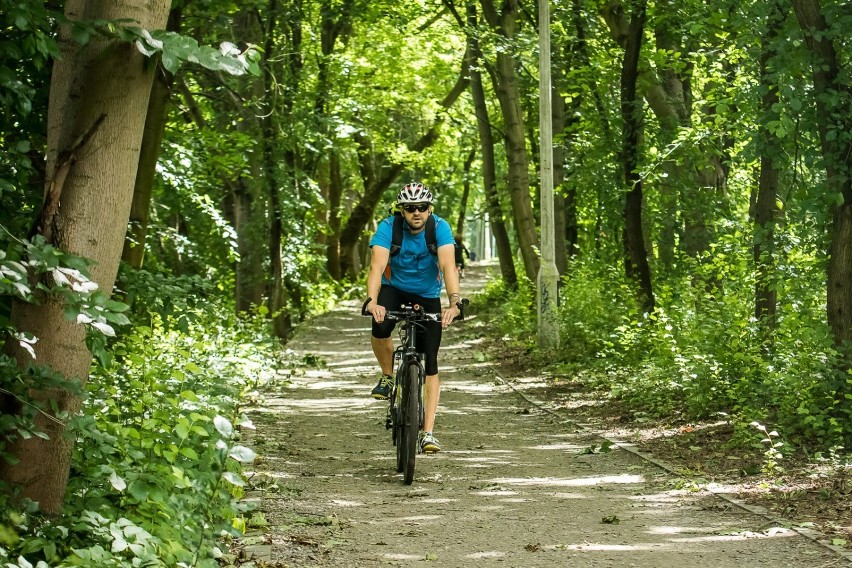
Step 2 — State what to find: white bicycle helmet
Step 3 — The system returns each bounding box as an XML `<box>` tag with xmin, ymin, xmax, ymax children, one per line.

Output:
<box><xmin>397</xmin><ymin>182</ymin><xmax>433</xmax><ymax>204</ymax></box>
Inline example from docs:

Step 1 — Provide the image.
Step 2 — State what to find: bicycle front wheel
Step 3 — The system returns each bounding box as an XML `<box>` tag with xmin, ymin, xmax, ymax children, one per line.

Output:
<box><xmin>401</xmin><ymin>362</ymin><xmax>420</xmax><ymax>485</ymax></box>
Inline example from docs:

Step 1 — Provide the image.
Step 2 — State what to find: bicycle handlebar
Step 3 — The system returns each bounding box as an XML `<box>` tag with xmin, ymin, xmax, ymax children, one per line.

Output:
<box><xmin>361</xmin><ymin>298</ymin><xmax>469</xmax><ymax>321</ymax></box>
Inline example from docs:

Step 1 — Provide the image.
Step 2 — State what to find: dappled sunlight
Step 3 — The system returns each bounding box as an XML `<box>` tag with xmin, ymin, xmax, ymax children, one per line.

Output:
<box><xmin>630</xmin><ymin>491</ymin><xmax>697</xmax><ymax>504</ymax></box>
<box><xmin>547</xmin><ymin>543</ymin><xmax>667</xmax><ymax>552</ymax></box>
<box><xmin>507</xmin><ymin>376</ymin><xmax>549</xmax><ymax>389</ymax></box>
<box><xmin>670</xmin><ymin>527</ymin><xmax>796</xmax><ymax>542</ymax></box>
<box><xmin>382</xmin><ymin>553</ymin><xmax>423</xmax><ymax>561</ymax></box>
<box><xmin>443</xmin><ymin>380</ymin><xmax>503</xmax><ymax>393</ymax></box>
<box><xmin>300</xmin><ymin>380</ymin><xmax>364</xmax><ymax>390</ymax></box>
<box><xmin>328</xmin><ymin>356</ymin><xmax>375</xmax><ymax>366</ymax></box>
<box><xmin>444</xmin><ymin>405</ymin><xmax>519</xmax><ymax>416</ymax></box>
<box><xmin>546</xmin><ymin>492</ymin><xmax>590</xmax><ymax>499</ymax></box>
<box><xmin>466</xmin><ymin>551</ymin><xmax>507</xmax><ymax>559</ymax></box>
<box><xmin>487</xmin><ymin>474</ymin><xmax>645</xmax><ymax>487</ymax></box>
<box><xmin>272</xmin><ymin>397</ymin><xmax>377</xmax><ymax>414</ymax></box>
<box><xmin>330</xmin><ymin>499</ymin><xmax>365</xmax><ymax>507</ymax></box>
<box><xmin>526</xmin><ymin>442</ymin><xmax>590</xmax><ymax>451</ymax></box>
<box><xmin>397</xmin><ymin>515</ymin><xmax>443</xmax><ymax>522</ymax></box>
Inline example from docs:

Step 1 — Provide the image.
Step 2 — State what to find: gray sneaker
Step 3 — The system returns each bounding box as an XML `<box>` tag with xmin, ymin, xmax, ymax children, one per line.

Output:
<box><xmin>420</xmin><ymin>432</ymin><xmax>441</xmax><ymax>454</ymax></box>
<box><xmin>371</xmin><ymin>374</ymin><xmax>393</xmax><ymax>399</ymax></box>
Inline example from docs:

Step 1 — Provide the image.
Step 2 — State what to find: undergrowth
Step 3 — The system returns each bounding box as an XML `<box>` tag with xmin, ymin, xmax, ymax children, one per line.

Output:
<box><xmin>0</xmin><ymin>258</ymin><xmax>292</xmax><ymax>567</ymax></box>
<box><xmin>477</xmin><ymin>248</ymin><xmax>851</xmax><ymax>454</ymax></box>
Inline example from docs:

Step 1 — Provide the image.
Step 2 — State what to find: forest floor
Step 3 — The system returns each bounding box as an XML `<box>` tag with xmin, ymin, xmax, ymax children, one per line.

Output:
<box><xmin>230</xmin><ymin>261</ymin><xmax>852</xmax><ymax>568</ymax></box>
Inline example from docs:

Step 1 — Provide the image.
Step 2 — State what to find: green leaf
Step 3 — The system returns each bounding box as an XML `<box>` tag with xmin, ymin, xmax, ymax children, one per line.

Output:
<box><xmin>214</xmin><ymin>416</ymin><xmax>234</xmax><ymax>438</ymax></box>
<box><xmin>228</xmin><ymin>445</ymin><xmax>256</xmax><ymax>463</ymax></box>
<box><xmin>222</xmin><ymin>471</ymin><xmax>245</xmax><ymax>486</ymax></box>
<box><xmin>109</xmin><ymin>472</ymin><xmax>126</xmax><ymax>492</ymax></box>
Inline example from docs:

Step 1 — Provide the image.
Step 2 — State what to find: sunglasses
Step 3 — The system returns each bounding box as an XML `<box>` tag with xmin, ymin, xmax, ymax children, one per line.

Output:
<box><xmin>402</xmin><ymin>203</ymin><xmax>430</xmax><ymax>213</ymax></box>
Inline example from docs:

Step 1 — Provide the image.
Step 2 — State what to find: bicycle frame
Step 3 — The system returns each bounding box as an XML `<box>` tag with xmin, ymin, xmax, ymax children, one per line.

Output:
<box><xmin>362</xmin><ymin>297</ymin><xmax>467</xmax><ymax>484</ymax></box>
<box><xmin>387</xmin><ymin>306</ymin><xmax>438</xmax><ymax>423</ymax></box>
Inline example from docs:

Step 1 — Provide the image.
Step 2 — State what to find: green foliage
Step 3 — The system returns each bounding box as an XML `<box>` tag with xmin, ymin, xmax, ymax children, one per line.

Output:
<box><xmin>484</xmin><ymin>214</ymin><xmax>850</xmax><ymax>449</ymax></box>
<box><xmin>69</xmin><ymin>19</ymin><xmax>261</xmax><ymax>76</ymax></box>
<box><xmin>475</xmin><ymin>276</ymin><xmax>536</xmax><ymax>348</ymax></box>
<box><xmin>0</xmin><ymin>1</ymin><xmax>57</xmax><ymax>237</ymax></box>
<box><xmin>1</xmin><ymin>272</ymin><xmax>290</xmax><ymax>566</ymax></box>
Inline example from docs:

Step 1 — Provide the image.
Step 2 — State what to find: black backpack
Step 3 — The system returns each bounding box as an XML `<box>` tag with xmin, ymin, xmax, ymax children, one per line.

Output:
<box><xmin>389</xmin><ymin>212</ymin><xmax>438</xmax><ymax>257</ymax></box>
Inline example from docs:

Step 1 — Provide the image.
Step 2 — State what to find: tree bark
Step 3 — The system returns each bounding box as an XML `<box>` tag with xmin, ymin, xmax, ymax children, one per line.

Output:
<box><xmin>0</xmin><ymin>0</ymin><xmax>170</xmax><ymax>514</ymax></box>
<box><xmin>480</xmin><ymin>0</ymin><xmax>540</xmax><ymax>283</ymax></box>
<box><xmin>121</xmin><ymin>7</ymin><xmax>182</xmax><ymax>270</ymax></box>
<box><xmin>792</xmin><ymin>0</ymin><xmax>852</xmax><ymax>365</ymax></box>
<box><xmin>620</xmin><ymin>0</ymin><xmax>654</xmax><ymax>312</ymax></box>
<box><xmin>466</xmin><ymin>2</ymin><xmax>517</xmax><ymax>288</ymax></box>
<box><xmin>753</xmin><ymin>1</ymin><xmax>786</xmax><ymax>330</ymax></box>
<box><xmin>457</xmin><ymin>148</ymin><xmax>475</xmax><ymax>235</ymax></box>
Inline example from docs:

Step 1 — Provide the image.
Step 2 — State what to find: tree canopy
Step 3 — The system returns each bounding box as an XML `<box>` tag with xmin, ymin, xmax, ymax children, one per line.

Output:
<box><xmin>1</xmin><ymin>0</ymin><xmax>851</xmax><ymax>564</ymax></box>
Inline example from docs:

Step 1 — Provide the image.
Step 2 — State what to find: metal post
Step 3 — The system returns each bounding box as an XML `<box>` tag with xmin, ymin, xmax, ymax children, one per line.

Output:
<box><xmin>537</xmin><ymin>0</ymin><xmax>560</xmax><ymax>350</ymax></box>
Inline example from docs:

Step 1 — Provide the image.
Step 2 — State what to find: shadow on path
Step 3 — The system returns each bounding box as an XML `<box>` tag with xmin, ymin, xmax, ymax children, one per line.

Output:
<box><xmin>235</xmin><ymin>262</ymin><xmax>846</xmax><ymax>568</ymax></box>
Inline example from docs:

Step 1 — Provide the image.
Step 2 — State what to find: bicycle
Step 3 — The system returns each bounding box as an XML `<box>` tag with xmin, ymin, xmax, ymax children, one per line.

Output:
<box><xmin>362</xmin><ymin>298</ymin><xmax>467</xmax><ymax>484</ymax></box>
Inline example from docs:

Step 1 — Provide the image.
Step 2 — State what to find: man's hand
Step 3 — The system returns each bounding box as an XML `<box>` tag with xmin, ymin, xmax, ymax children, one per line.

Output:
<box><xmin>368</xmin><ymin>300</ymin><xmax>387</xmax><ymax>323</ymax></box>
<box><xmin>441</xmin><ymin>304</ymin><xmax>460</xmax><ymax>329</ymax></box>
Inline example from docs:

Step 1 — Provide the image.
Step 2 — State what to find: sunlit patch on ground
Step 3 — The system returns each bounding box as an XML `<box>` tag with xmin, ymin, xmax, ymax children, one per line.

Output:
<box><xmin>526</xmin><ymin>442</ymin><xmax>590</xmax><ymax>451</ymax></box>
<box><xmin>546</xmin><ymin>492</ymin><xmax>590</xmax><ymax>499</ymax></box>
<box><xmin>382</xmin><ymin>553</ymin><xmax>423</xmax><ymax>561</ymax></box>
<box><xmin>487</xmin><ymin>474</ymin><xmax>645</xmax><ymax>487</ymax></box>
<box><xmin>329</xmin><ymin>499</ymin><xmax>364</xmax><ymax>507</ymax></box>
<box><xmin>466</xmin><ymin>550</ymin><xmax>507</xmax><ymax>559</ymax></box>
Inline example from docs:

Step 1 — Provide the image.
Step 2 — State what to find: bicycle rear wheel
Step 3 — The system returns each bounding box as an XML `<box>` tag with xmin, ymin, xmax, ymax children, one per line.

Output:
<box><xmin>401</xmin><ymin>362</ymin><xmax>420</xmax><ymax>485</ymax></box>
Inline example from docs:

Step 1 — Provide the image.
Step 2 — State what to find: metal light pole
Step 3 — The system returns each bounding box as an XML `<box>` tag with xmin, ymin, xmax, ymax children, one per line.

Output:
<box><xmin>537</xmin><ymin>0</ymin><xmax>560</xmax><ymax>350</ymax></box>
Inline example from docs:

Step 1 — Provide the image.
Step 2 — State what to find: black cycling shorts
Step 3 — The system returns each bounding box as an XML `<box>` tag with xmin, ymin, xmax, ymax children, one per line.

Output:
<box><xmin>372</xmin><ymin>285</ymin><xmax>442</xmax><ymax>376</ymax></box>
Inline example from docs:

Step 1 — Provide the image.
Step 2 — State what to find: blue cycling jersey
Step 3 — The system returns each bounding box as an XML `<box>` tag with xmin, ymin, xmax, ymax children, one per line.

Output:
<box><xmin>369</xmin><ymin>213</ymin><xmax>455</xmax><ymax>298</ymax></box>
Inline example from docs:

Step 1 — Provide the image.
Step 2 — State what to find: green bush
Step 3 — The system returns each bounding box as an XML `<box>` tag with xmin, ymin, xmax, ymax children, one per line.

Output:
<box><xmin>1</xmin><ymin>261</ymin><xmax>290</xmax><ymax>566</ymax></box>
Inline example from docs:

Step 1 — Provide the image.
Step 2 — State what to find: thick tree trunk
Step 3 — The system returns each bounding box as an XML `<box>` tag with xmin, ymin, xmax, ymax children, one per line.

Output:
<box><xmin>231</xmin><ymin>9</ymin><xmax>267</xmax><ymax>313</ymax></box>
<box><xmin>792</xmin><ymin>0</ymin><xmax>852</xmax><ymax>365</ymax></box>
<box><xmin>0</xmin><ymin>0</ymin><xmax>170</xmax><ymax>515</ymax></box>
<box><xmin>122</xmin><ymin>7</ymin><xmax>182</xmax><ymax>270</ymax></box>
<box><xmin>265</xmin><ymin>1</ymin><xmax>294</xmax><ymax>338</ymax></box>
<box><xmin>480</xmin><ymin>0</ymin><xmax>540</xmax><ymax>283</ymax></box>
<box><xmin>620</xmin><ymin>0</ymin><xmax>654</xmax><ymax>312</ymax></box>
<box><xmin>753</xmin><ymin>1</ymin><xmax>785</xmax><ymax>330</ymax></box>
<box><xmin>467</xmin><ymin>2</ymin><xmax>517</xmax><ymax>288</ymax></box>
<box><xmin>318</xmin><ymin>0</ymin><xmax>354</xmax><ymax>280</ymax></box>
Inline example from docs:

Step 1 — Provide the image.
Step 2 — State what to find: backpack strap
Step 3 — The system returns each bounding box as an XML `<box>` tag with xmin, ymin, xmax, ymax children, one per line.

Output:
<box><xmin>390</xmin><ymin>213</ymin><xmax>404</xmax><ymax>257</ymax></box>
<box><xmin>389</xmin><ymin>213</ymin><xmax>438</xmax><ymax>257</ymax></box>
<box><xmin>424</xmin><ymin>216</ymin><xmax>438</xmax><ymax>256</ymax></box>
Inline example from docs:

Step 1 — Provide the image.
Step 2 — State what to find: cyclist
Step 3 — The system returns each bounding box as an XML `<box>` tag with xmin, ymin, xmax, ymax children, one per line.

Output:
<box><xmin>363</xmin><ymin>182</ymin><xmax>464</xmax><ymax>454</ymax></box>
<box><xmin>454</xmin><ymin>233</ymin><xmax>470</xmax><ymax>279</ymax></box>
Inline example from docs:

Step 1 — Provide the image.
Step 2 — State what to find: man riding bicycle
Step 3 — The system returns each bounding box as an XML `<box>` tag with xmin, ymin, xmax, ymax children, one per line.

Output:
<box><xmin>364</xmin><ymin>182</ymin><xmax>463</xmax><ymax>454</ymax></box>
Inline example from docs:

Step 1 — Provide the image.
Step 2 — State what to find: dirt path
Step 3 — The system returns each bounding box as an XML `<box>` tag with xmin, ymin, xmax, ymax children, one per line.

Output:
<box><xmin>235</xmin><ymin>263</ymin><xmax>848</xmax><ymax>568</ymax></box>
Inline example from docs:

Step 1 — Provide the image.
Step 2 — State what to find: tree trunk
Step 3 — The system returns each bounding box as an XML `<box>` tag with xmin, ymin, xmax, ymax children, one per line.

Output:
<box><xmin>467</xmin><ymin>2</ymin><xmax>517</xmax><ymax>288</ymax></box>
<box><xmin>0</xmin><ymin>0</ymin><xmax>170</xmax><ymax>515</ymax></box>
<box><xmin>620</xmin><ymin>0</ymin><xmax>654</xmax><ymax>312</ymax></box>
<box><xmin>337</xmin><ymin>52</ymin><xmax>471</xmax><ymax>278</ymax></box>
<box><xmin>792</xmin><ymin>0</ymin><xmax>852</xmax><ymax>366</ymax></box>
<box><xmin>228</xmin><ymin>9</ymin><xmax>267</xmax><ymax>313</ymax></box>
<box><xmin>753</xmin><ymin>1</ymin><xmax>785</xmax><ymax>330</ymax></box>
<box><xmin>326</xmin><ymin>150</ymin><xmax>343</xmax><ymax>280</ymax></box>
<box><xmin>457</xmin><ymin>148</ymin><xmax>475</xmax><ymax>235</ymax></box>
<box><xmin>480</xmin><ymin>0</ymin><xmax>540</xmax><ymax>283</ymax></box>
<box><xmin>122</xmin><ymin>7</ymin><xmax>182</xmax><ymax>270</ymax></box>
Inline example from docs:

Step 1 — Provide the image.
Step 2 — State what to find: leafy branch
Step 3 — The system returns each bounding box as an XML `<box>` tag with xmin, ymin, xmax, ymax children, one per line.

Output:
<box><xmin>68</xmin><ymin>18</ymin><xmax>262</xmax><ymax>76</ymax></box>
